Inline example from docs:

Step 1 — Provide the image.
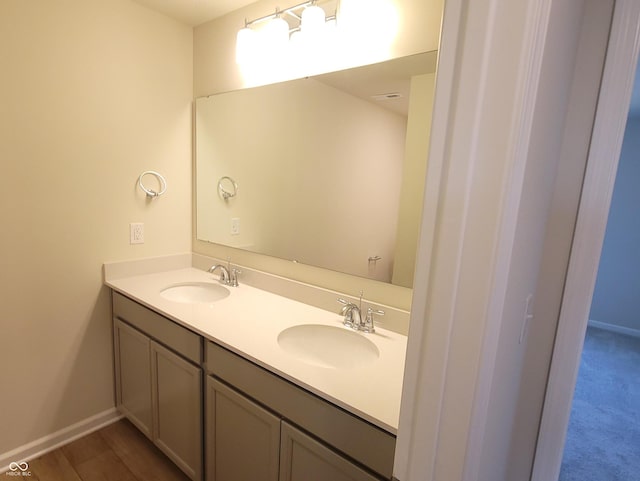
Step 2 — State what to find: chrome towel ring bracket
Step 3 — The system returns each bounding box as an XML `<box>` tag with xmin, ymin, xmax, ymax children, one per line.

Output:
<box><xmin>218</xmin><ymin>176</ymin><xmax>238</xmax><ymax>200</ymax></box>
<box><xmin>138</xmin><ymin>171</ymin><xmax>167</xmax><ymax>198</ymax></box>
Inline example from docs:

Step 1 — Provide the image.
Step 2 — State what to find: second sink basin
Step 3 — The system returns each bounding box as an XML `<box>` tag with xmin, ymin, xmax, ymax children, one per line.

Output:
<box><xmin>160</xmin><ymin>282</ymin><xmax>230</xmax><ymax>304</ymax></box>
<box><xmin>277</xmin><ymin>324</ymin><xmax>379</xmax><ymax>369</ymax></box>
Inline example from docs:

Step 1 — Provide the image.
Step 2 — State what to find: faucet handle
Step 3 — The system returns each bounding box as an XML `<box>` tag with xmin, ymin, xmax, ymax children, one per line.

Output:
<box><xmin>337</xmin><ymin>298</ymin><xmax>351</xmax><ymax>314</ymax></box>
<box><xmin>337</xmin><ymin>298</ymin><xmax>357</xmax><ymax>328</ymax></box>
<box><xmin>230</xmin><ymin>268</ymin><xmax>242</xmax><ymax>287</ymax></box>
<box><xmin>363</xmin><ymin>307</ymin><xmax>385</xmax><ymax>333</ymax></box>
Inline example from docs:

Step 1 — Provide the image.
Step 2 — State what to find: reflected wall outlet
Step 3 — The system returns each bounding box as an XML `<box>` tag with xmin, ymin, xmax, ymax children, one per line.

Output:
<box><xmin>130</xmin><ymin>223</ymin><xmax>144</xmax><ymax>244</ymax></box>
<box><xmin>231</xmin><ymin>218</ymin><xmax>240</xmax><ymax>236</ymax></box>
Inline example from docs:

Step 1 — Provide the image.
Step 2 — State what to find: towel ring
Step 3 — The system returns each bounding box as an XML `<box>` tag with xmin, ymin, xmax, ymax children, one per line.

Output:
<box><xmin>218</xmin><ymin>176</ymin><xmax>238</xmax><ymax>200</ymax></box>
<box><xmin>138</xmin><ymin>171</ymin><xmax>167</xmax><ymax>198</ymax></box>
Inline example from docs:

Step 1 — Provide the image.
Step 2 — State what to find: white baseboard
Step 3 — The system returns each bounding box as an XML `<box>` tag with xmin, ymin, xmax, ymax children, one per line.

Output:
<box><xmin>0</xmin><ymin>407</ymin><xmax>122</xmax><ymax>473</ymax></box>
<box><xmin>588</xmin><ymin>319</ymin><xmax>640</xmax><ymax>338</ymax></box>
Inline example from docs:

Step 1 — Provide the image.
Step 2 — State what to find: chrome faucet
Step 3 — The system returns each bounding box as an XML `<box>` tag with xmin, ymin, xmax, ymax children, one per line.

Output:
<box><xmin>338</xmin><ymin>299</ymin><xmax>362</xmax><ymax>329</ymax></box>
<box><xmin>208</xmin><ymin>263</ymin><xmax>230</xmax><ymax>283</ymax></box>
<box><xmin>208</xmin><ymin>259</ymin><xmax>241</xmax><ymax>287</ymax></box>
<box><xmin>337</xmin><ymin>291</ymin><xmax>384</xmax><ymax>333</ymax></box>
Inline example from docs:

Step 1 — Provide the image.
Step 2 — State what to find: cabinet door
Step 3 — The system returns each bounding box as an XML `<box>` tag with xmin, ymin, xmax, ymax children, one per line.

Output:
<box><xmin>114</xmin><ymin>319</ymin><xmax>153</xmax><ymax>439</ymax></box>
<box><xmin>151</xmin><ymin>341</ymin><xmax>203</xmax><ymax>481</ymax></box>
<box><xmin>279</xmin><ymin>422</ymin><xmax>382</xmax><ymax>481</ymax></box>
<box><xmin>206</xmin><ymin>377</ymin><xmax>280</xmax><ymax>481</ymax></box>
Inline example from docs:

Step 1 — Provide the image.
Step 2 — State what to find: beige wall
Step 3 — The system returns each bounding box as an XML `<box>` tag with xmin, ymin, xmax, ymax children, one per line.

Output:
<box><xmin>193</xmin><ymin>0</ymin><xmax>443</xmax><ymax>308</ymax></box>
<box><xmin>0</xmin><ymin>0</ymin><xmax>192</xmax><ymax>456</ymax></box>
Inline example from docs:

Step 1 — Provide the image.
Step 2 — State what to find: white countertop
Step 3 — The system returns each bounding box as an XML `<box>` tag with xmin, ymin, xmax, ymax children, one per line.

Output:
<box><xmin>106</xmin><ymin>267</ymin><xmax>407</xmax><ymax>434</ymax></box>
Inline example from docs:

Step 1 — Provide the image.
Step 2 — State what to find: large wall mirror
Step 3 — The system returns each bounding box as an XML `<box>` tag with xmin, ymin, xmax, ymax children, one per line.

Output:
<box><xmin>195</xmin><ymin>51</ymin><xmax>437</xmax><ymax>288</ymax></box>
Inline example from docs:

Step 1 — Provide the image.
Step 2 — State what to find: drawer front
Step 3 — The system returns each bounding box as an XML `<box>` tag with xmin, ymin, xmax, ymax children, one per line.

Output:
<box><xmin>113</xmin><ymin>292</ymin><xmax>202</xmax><ymax>364</ymax></box>
<box><xmin>205</xmin><ymin>342</ymin><xmax>395</xmax><ymax>479</ymax></box>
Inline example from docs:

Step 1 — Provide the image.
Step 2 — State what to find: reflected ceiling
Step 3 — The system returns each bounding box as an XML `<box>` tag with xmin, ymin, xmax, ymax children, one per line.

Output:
<box><xmin>132</xmin><ymin>0</ymin><xmax>255</xmax><ymax>26</ymax></box>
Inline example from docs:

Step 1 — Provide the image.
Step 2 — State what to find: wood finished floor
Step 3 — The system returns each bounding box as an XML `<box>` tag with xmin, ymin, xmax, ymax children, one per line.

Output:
<box><xmin>4</xmin><ymin>419</ymin><xmax>190</xmax><ymax>481</ymax></box>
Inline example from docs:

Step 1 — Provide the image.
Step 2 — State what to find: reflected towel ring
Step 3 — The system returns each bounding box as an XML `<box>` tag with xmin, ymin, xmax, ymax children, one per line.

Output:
<box><xmin>218</xmin><ymin>176</ymin><xmax>238</xmax><ymax>200</ymax></box>
<box><xmin>138</xmin><ymin>171</ymin><xmax>167</xmax><ymax>198</ymax></box>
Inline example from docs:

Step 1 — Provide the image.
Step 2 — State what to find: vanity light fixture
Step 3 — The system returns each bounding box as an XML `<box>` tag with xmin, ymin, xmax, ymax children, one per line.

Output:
<box><xmin>264</xmin><ymin>10</ymin><xmax>290</xmax><ymax>50</ymax></box>
<box><xmin>301</xmin><ymin>2</ymin><xmax>326</xmax><ymax>36</ymax></box>
<box><xmin>235</xmin><ymin>0</ymin><xmax>336</xmax><ymax>65</ymax></box>
<box><xmin>235</xmin><ymin>22</ymin><xmax>255</xmax><ymax>65</ymax></box>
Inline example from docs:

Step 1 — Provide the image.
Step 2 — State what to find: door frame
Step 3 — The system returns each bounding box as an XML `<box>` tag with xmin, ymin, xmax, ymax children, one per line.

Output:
<box><xmin>531</xmin><ymin>1</ymin><xmax>640</xmax><ymax>479</ymax></box>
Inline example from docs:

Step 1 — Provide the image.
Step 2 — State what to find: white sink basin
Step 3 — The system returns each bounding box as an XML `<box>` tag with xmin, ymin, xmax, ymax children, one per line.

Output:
<box><xmin>277</xmin><ymin>324</ymin><xmax>379</xmax><ymax>369</ymax></box>
<box><xmin>160</xmin><ymin>282</ymin><xmax>230</xmax><ymax>304</ymax></box>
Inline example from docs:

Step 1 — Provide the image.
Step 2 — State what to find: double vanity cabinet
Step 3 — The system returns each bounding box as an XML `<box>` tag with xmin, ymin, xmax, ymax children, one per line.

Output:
<box><xmin>111</xmin><ymin>290</ymin><xmax>397</xmax><ymax>481</ymax></box>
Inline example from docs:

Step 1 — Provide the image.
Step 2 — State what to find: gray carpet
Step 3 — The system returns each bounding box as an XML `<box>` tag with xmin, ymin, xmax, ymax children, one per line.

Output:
<box><xmin>559</xmin><ymin>326</ymin><xmax>640</xmax><ymax>481</ymax></box>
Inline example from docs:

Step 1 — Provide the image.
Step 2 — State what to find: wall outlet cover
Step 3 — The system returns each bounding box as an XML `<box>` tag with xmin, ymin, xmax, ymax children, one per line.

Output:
<box><xmin>130</xmin><ymin>223</ymin><xmax>144</xmax><ymax>244</ymax></box>
<box><xmin>231</xmin><ymin>217</ymin><xmax>240</xmax><ymax>236</ymax></box>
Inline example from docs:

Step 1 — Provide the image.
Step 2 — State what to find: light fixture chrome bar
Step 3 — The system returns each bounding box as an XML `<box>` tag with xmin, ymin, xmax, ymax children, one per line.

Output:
<box><xmin>244</xmin><ymin>1</ymin><xmax>314</xmax><ymax>27</ymax></box>
<box><xmin>286</xmin><ymin>10</ymin><xmax>302</xmax><ymax>21</ymax></box>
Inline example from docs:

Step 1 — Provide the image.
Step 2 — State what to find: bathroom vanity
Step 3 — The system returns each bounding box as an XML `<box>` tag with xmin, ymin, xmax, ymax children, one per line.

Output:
<box><xmin>106</xmin><ymin>259</ymin><xmax>408</xmax><ymax>481</ymax></box>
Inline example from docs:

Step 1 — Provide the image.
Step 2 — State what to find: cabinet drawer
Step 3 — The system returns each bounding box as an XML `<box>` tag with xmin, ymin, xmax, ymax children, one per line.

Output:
<box><xmin>205</xmin><ymin>342</ymin><xmax>395</xmax><ymax>479</ymax></box>
<box><xmin>113</xmin><ymin>292</ymin><xmax>202</xmax><ymax>364</ymax></box>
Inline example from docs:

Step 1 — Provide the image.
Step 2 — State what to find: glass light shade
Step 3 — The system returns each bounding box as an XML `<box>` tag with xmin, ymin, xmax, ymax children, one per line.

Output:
<box><xmin>289</xmin><ymin>28</ymin><xmax>304</xmax><ymax>66</ymax></box>
<box><xmin>337</xmin><ymin>0</ymin><xmax>398</xmax><ymax>58</ymax></box>
<box><xmin>289</xmin><ymin>29</ymin><xmax>303</xmax><ymax>53</ymax></box>
<box><xmin>324</xmin><ymin>18</ymin><xmax>338</xmax><ymax>42</ymax></box>
<box><xmin>337</xmin><ymin>0</ymin><xmax>364</xmax><ymax>30</ymax></box>
<box><xmin>289</xmin><ymin>29</ymin><xmax>302</xmax><ymax>43</ymax></box>
<box><xmin>323</xmin><ymin>17</ymin><xmax>338</xmax><ymax>48</ymax></box>
<box><xmin>301</xmin><ymin>5</ymin><xmax>325</xmax><ymax>36</ymax></box>
<box><xmin>264</xmin><ymin>16</ymin><xmax>290</xmax><ymax>50</ymax></box>
<box><xmin>235</xmin><ymin>27</ymin><xmax>255</xmax><ymax>64</ymax></box>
